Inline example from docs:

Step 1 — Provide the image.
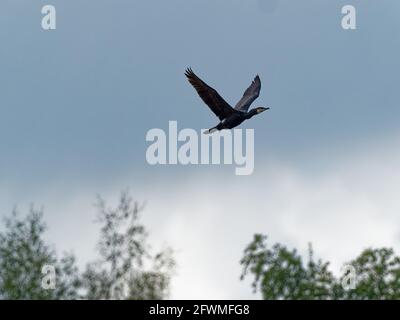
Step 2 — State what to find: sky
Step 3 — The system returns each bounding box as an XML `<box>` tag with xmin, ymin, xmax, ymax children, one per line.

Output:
<box><xmin>1</xmin><ymin>0</ymin><xmax>400</xmax><ymax>299</ymax></box>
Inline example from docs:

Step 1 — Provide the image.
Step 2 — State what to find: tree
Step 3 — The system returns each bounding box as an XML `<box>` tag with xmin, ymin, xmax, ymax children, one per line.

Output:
<box><xmin>81</xmin><ymin>191</ymin><xmax>175</xmax><ymax>300</ymax></box>
<box><xmin>334</xmin><ymin>248</ymin><xmax>400</xmax><ymax>299</ymax></box>
<box><xmin>241</xmin><ymin>234</ymin><xmax>400</xmax><ymax>300</ymax></box>
<box><xmin>0</xmin><ymin>192</ymin><xmax>175</xmax><ymax>300</ymax></box>
<box><xmin>0</xmin><ymin>208</ymin><xmax>80</xmax><ymax>299</ymax></box>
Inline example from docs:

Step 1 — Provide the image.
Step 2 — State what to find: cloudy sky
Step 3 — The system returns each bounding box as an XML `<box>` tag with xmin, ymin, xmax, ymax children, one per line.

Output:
<box><xmin>1</xmin><ymin>0</ymin><xmax>400</xmax><ymax>299</ymax></box>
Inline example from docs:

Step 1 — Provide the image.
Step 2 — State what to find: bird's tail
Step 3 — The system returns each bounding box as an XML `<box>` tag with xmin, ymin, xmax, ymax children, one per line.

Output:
<box><xmin>203</xmin><ymin>127</ymin><xmax>218</xmax><ymax>135</ymax></box>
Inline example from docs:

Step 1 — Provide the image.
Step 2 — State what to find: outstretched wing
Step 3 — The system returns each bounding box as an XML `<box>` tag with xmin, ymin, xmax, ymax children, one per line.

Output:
<box><xmin>234</xmin><ymin>75</ymin><xmax>261</xmax><ymax>112</ymax></box>
<box><xmin>185</xmin><ymin>68</ymin><xmax>236</xmax><ymax>121</ymax></box>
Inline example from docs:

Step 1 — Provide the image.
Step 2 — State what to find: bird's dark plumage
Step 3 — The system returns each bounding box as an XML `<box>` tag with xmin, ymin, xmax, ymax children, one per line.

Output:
<box><xmin>185</xmin><ymin>68</ymin><xmax>236</xmax><ymax>121</ymax></box>
<box><xmin>185</xmin><ymin>68</ymin><xmax>269</xmax><ymax>134</ymax></box>
<box><xmin>234</xmin><ymin>75</ymin><xmax>261</xmax><ymax>112</ymax></box>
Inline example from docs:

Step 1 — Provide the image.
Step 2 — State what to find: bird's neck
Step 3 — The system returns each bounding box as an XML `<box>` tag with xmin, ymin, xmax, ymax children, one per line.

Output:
<box><xmin>246</xmin><ymin>109</ymin><xmax>258</xmax><ymax>119</ymax></box>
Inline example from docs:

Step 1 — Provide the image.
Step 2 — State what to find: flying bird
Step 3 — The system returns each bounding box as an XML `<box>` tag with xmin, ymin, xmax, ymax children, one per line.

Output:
<box><xmin>185</xmin><ymin>68</ymin><xmax>269</xmax><ymax>134</ymax></box>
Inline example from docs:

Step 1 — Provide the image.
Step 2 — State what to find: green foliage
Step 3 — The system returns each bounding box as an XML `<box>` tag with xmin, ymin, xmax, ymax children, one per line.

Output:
<box><xmin>0</xmin><ymin>192</ymin><xmax>174</xmax><ymax>300</ymax></box>
<box><xmin>0</xmin><ymin>208</ymin><xmax>80</xmax><ymax>299</ymax></box>
<box><xmin>334</xmin><ymin>248</ymin><xmax>400</xmax><ymax>299</ymax></box>
<box><xmin>241</xmin><ymin>234</ymin><xmax>400</xmax><ymax>300</ymax></box>
<box><xmin>241</xmin><ymin>234</ymin><xmax>334</xmax><ymax>299</ymax></box>
<box><xmin>81</xmin><ymin>192</ymin><xmax>175</xmax><ymax>299</ymax></box>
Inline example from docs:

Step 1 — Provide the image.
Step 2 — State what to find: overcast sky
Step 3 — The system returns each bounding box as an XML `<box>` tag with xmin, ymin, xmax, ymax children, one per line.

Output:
<box><xmin>1</xmin><ymin>0</ymin><xmax>400</xmax><ymax>299</ymax></box>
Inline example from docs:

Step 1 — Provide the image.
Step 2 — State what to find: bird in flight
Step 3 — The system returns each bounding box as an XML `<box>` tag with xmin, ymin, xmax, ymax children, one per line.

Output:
<box><xmin>185</xmin><ymin>68</ymin><xmax>269</xmax><ymax>134</ymax></box>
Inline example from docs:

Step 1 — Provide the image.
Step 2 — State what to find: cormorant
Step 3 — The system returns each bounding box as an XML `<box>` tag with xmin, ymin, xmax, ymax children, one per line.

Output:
<box><xmin>185</xmin><ymin>68</ymin><xmax>269</xmax><ymax>134</ymax></box>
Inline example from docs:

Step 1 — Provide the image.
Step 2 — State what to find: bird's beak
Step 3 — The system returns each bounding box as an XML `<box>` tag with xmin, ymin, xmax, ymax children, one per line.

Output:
<box><xmin>258</xmin><ymin>107</ymin><xmax>270</xmax><ymax>113</ymax></box>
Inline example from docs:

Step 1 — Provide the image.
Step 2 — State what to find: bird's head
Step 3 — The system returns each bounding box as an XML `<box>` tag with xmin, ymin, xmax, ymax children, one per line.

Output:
<box><xmin>255</xmin><ymin>106</ymin><xmax>269</xmax><ymax>114</ymax></box>
<box><xmin>256</xmin><ymin>107</ymin><xmax>269</xmax><ymax>113</ymax></box>
<box><xmin>247</xmin><ymin>106</ymin><xmax>270</xmax><ymax>119</ymax></box>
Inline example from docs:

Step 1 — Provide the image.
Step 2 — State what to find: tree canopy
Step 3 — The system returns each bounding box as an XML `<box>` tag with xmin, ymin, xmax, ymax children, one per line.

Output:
<box><xmin>241</xmin><ymin>234</ymin><xmax>400</xmax><ymax>300</ymax></box>
<box><xmin>0</xmin><ymin>192</ymin><xmax>174</xmax><ymax>300</ymax></box>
